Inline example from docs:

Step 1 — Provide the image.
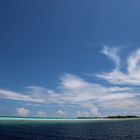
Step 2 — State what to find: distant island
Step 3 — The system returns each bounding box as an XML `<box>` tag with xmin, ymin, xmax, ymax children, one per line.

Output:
<box><xmin>77</xmin><ymin>115</ymin><xmax>140</xmax><ymax>119</ymax></box>
<box><xmin>0</xmin><ymin>115</ymin><xmax>139</xmax><ymax>121</ymax></box>
<box><xmin>106</xmin><ymin>115</ymin><xmax>140</xmax><ymax>119</ymax></box>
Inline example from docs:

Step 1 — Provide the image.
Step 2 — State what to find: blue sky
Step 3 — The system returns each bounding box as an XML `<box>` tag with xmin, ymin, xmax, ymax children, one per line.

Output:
<box><xmin>0</xmin><ymin>0</ymin><xmax>140</xmax><ymax>117</ymax></box>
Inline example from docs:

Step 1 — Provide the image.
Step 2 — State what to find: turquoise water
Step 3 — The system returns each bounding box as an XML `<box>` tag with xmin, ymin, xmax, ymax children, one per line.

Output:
<box><xmin>0</xmin><ymin>116</ymin><xmax>139</xmax><ymax>122</ymax></box>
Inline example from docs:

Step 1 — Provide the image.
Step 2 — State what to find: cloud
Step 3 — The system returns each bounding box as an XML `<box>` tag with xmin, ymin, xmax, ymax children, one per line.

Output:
<box><xmin>58</xmin><ymin>74</ymin><xmax>139</xmax><ymax>114</ymax></box>
<box><xmin>0</xmin><ymin>72</ymin><xmax>139</xmax><ymax>116</ymax></box>
<box><xmin>97</xmin><ymin>47</ymin><xmax>140</xmax><ymax>85</ymax></box>
<box><xmin>99</xmin><ymin>98</ymin><xmax>140</xmax><ymax>110</ymax></box>
<box><xmin>37</xmin><ymin>110</ymin><xmax>47</xmax><ymax>117</ymax></box>
<box><xmin>80</xmin><ymin>102</ymin><xmax>101</xmax><ymax>117</ymax></box>
<box><xmin>58</xmin><ymin>74</ymin><xmax>133</xmax><ymax>103</ymax></box>
<box><xmin>56</xmin><ymin>109</ymin><xmax>67</xmax><ymax>117</ymax></box>
<box><xmin>76</xmin><ymin>111</ymin><xmax>90</xmax><ymax>117</ymax></box>
<box><xmin>0</xmin><ymin>89</ymin><xmax>45</xmax><ymax>103</ymax></box>
<box><xmin>16</xmin><ymin>107</ymin><xmax>30</xmax><ymax>117</ymax></box>
<box><xmin>102</xmin><ymin>46</ymin><xmax>120</xmax><ymax>69</ymax></box>
<box><xmin>76</xmin><ymin>103</ymin><xmax>101</xmax><ymax>117</ymax></box>
<box><xmin>0</xmin><ymin>74</ymin><xmax>132</xmax><ymax>106</ymax></box>
<box><xmin>60</xmin><ymin>74</ymin><xmax>88</xmax><ymax>89</ymax></box>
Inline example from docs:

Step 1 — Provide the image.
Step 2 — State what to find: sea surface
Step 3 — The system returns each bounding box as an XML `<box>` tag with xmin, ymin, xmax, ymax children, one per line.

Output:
<box><xmin>0</xmin><ymin>118</ymin><xmax>140</xmax><ymax>140</ymax></box>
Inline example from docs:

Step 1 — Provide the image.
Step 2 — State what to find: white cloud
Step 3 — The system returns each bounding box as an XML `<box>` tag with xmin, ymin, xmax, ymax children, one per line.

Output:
<box><xmin>56</xmin><ymin>109</ymin><xmax>67</xmax><ymax>117</ymax></box>
<box><xmin>37</xmin><ymin>110</ymin><xmax>47</xmax><ymax>117</ymax></box>
<box><xmin>58</xmin><ymin>74</ymin><xmax>133</xmax><ymax>103</ymax></box>
<box><xmin>76</xmin><ymin>111</ymin><xmax>90</xmax><ymax>117</ymax></box>
<box><xmin>97</xmin><ymin>47</ymin><xmax>140</xmax><ymax>85</ymax></box>
<box><xmin>59</xmin><ymin>74</ymin><xmax>139</xmax><ymax>113</ymax></box>
<box><xmin>16</xmin><ymin>107</ymin><xmax>30</xmax><ymax>117</ymax></box>
<box><xmin>80</xmin><ymin>102</ymin><xmax>101</xmax><ymax>117</ymax></box>
<box><xmin>127</xmin><ymin>49</ymin><xmax>140</xmax><ymax>73</ymax></box>
<box><xmin>0</xmin><ymin>72</ymin><xmax>139</xmax><ymax>116</ymax></box>
<box><xmin>60</xmin><ymin>73</ymin><xmax>88</xmax><ymax>89</ymax></box>
<box><xmin>98</xmin><ymin>92</ymin><xmax>137</xmax><ymax>101</ymax></box>
<box><xmin>0</xmin><ymin>89</ymin><xmax>45</xmax><ymax>103</ymax></box>
<box><xmin>0</xmin><ymin>74</ymin><xmax>133</xmax><ymax>106</ymax></box>
<box><xmin>102</xmin><ymin>46</ymin><xmax>120</xmax><ymax>69</ymax></box>
<box><xmin>99</xmin><ymin>98</ymin><xmax>140</xmax><ymax>110</ymax></box>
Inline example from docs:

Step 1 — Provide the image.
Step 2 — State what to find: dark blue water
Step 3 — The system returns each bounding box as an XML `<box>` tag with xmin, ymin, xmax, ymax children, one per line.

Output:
<box><xmin>0</xmin><ymin>120</ymin><xmax>140</xmax><ymax>140</ymax></box>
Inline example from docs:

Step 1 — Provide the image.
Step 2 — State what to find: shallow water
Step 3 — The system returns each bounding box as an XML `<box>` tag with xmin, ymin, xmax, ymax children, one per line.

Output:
<box><xmin>0</xmin><ymin>119</ymin><xmax>140</xmax><ymax>140</ymax></box>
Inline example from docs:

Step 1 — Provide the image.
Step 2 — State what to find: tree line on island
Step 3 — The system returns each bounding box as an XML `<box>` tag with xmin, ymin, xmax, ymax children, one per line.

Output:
<box><xmin>77</xmin><ymin>115</ymin><xmax>140</xmax><ymax>119</ymax></box>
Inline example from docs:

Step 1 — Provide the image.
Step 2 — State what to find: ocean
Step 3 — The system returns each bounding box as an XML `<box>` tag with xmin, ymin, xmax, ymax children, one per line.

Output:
<box><xmin>0</xmin><ymin>118</ymin><xmax>140</xmax><ymax>140</ymax></box>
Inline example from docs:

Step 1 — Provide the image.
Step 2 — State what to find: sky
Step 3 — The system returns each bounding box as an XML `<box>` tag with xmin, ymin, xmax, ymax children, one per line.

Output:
<box><xmin>1</xmin><ymin>0</ymin><xmax>140</xmax><ymax>117</ymax></box>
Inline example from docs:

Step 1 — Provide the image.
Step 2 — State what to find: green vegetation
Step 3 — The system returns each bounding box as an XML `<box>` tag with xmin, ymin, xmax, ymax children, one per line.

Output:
<box><xmin>106</xmin><ymin>115</ymin><xmax>139</xmax><ymax>119</ymax></box>
<box><xmin>77</xmin><ymin>115</ymin><xmax>140</xmax><ymax>119</ymax></box>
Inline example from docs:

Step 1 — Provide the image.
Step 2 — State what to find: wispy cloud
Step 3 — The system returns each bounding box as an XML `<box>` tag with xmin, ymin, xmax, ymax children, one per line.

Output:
<box><xmin>97</xmin><ymin>47</ymin><xmax>140</xmax><ymax>85</ymax></box>
<box><xmin>99</xmin><ymin>98</ymin><xmax>140</xmax><ymax>110</ymax></box>
<box><xmin>0</xmin><ymin>89</ymin><xmax>45</xmax><ymax>103</ymax></box>
<box><xmin>0</xmin><ymin>73</ymin><xmax>139</xmax><ymax>116</ymax></box>
<box><xmin>102</xmin><ymin>45</ymin><xmax>121</xmax><ymax>69</ymax></box>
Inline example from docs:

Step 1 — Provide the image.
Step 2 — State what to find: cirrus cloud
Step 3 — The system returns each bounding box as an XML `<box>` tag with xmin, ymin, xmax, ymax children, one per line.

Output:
<box><xmin>97</xmin><ymin>46</ymin><xmax>140</xmax><ymax>85</ymax></box>
<box><xmin>0</xmin><ymin>73</ymin><xmax>139</xmax><ymax>116</ymax></box>
<box><xmin>1</xmin><ymin>46</ymin><xmax>140</xmax><ymax>117</ymax></box>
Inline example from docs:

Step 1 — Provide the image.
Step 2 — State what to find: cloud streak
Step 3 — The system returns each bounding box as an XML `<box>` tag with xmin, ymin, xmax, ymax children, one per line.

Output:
<box><xmin>102</xmin><ymin>46</ymin><xmax>121</xmax><ymax>69</ymax></box>
<box><xmin>1</xmin><ymin>46</ymin><xmax>140</xmax><ymax>116</ymax></box>
<box><xmin>97</xmin><ymin>47</ymin><xmax>140</xmax><ymax>85</ymax></box>
<box><xmin>0</xmin><ymin>73</ymin><xmax>139</xmax><ymax>116</ymax></box>
<box><xmin>0</xmin><ymin>89</ymin><xmax>45</xmax><ymax>103</ymax></box>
